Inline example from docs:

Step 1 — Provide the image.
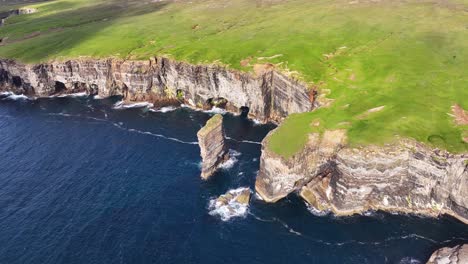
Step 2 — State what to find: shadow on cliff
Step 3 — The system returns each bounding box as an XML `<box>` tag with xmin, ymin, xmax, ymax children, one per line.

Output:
<box><xmin>0</xmin><ymin>0</ymin><xmax>170</xmax><ymax>61</ymax></box>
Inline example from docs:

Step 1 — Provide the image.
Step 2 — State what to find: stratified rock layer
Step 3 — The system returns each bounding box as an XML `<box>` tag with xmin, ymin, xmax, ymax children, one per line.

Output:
<box><xmin>197</xmin><ymin>114</ymin><xmax>228</xmax><ymax>180</ymax></box>
<box><xmin>255</xmin><ymin>129</ymin><xmax>347</xmax><ymax>202</ymax></box>
<box><xmin>0</xmin><ymin>57</ymin><xmax>313</xmax><ymax>122</ymax></box>
<box><xmin>256</xmin><ymin>128</ymin><xmax>468</xmax><ymax>224</ymax></box>
<box><xmin>427</xmin><ymin>244</ymin><xmax>468</xmax><ymax>264</ymax></box>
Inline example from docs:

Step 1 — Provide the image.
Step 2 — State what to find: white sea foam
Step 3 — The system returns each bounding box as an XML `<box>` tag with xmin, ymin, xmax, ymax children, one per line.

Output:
<box><xmin>113</xmin><ymin>101</ymin><xmax>154</xmax><ymax>109</ymax></box>
<box><xmin>225</xmin><ymin>136</ymin><xmax>261</xmax><ymax>145</ymax></box>
<box><xmin>93</xmin><ymin>94</ymin><xmax>105</xmax><ymax>99</ymax></box>
<box><xmin>203</xmin><ymin>107</ymin><xmax>226</xmax><ymax>115</ymax></box>
<box><xmin>57</xmin><ymin>92</ymin><xmax>88</xmax><ymax>98</ymax></box>
<box><xmin>305</xmin><ymin>203</ymin><xmax>330</xmax><ymax>217</ymax></box>
<box><xmin>150</xmin><ymin>106</ymin><xmax>177</xmax><ymax>113</ymax></box>
<box><xmin>2</xmin><ymin>93</ymin><xmax>29</xmax><ymax>101</ymax></box>
<box><xmin>219</xmin><ymin>149</ymin><xmax>241</xmax><ymax>170</ymax></box>
<box><xmin>398</xmin><ymin>257</ymin><xmax>422</xmax><ymax>264</ymax></box>
<box><xmin>208</xmin><ymin>187</ymin><xmax>251</xmax><ymax>221</ymax></box>
<box><xmin>124</xmin><ymin>127</ymin><xmax>198</xmax><ymax>145</ymax></box>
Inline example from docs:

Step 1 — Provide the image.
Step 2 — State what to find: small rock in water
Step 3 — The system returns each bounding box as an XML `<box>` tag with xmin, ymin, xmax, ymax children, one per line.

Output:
<box><xmin>208</xmin><ymin>187</ymin><xmax>251</xmax><ymax>221</ymax></box>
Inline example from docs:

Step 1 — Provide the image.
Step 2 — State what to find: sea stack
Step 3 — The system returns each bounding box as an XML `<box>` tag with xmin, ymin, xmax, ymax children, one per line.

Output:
<box><xmin>197</xmin><ymin>114</ymin><xmax>229</xmax><ymax>179</ymax></box>
<box><xmin>426</xmin><ymin>244</ymin><xmax>468</xmax><ymax>264</ymax></box>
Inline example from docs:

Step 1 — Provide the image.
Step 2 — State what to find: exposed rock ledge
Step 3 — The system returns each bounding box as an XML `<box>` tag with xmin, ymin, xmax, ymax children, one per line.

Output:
<box><xmin>427</xmin><ymin>244</ymin><xmax>468</xmax><ymax>264</ymax></box>
<box><xmin>256</xmin><ymin>129</ymin><xmax>468</xmax><ymax>224</ymax></box>
<box><xmin>197</xmin><ymin>114</ymin><xmax>229</xmax><ymax>179</ymax></box>
<box><xmin>0</xmin><ymin>8</ymin><xmax>37</xmax><ymax>27</ymax></box>
<box><xmin>0</xmin><ymin>57</ymin><xmax>314</xmax><ymax>123</ymax></box>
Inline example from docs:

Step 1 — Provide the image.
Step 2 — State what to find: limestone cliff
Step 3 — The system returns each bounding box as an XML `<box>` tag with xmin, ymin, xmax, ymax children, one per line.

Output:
<box><xmin>427</xmin><ymin>244</ymin><xmax>468</xmax><ymax>264</ymax></box>
<box><xmin>0</xmin><ymin>57</ymin><xmax>313</xmax><ymax>122</ymax></box>
<box><xmin>256</xmin><ymin>129</ymin><xmax>468</xmax><ymax>224</ymax></box>
<box><xmin>197</xmin><ymin>114</ymin><xmax>229</xmax><ymax>180</ymax></box>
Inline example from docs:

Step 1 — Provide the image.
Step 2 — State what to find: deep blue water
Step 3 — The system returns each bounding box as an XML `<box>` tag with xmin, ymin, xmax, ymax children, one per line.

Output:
<box><xmin>0</xmin><ymin>95</ymin><xmax>467</xmax><ymax>264</ymax></box>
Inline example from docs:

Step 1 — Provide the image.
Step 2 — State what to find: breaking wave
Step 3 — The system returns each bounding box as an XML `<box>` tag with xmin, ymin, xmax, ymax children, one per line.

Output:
<box><xmin>203</xmin><ymin>107</ymin><xmax>226</xmax><ymax>115</ymax></box>
<box><xmin>398</xmin><ymin>257</ymin><xmax>422</xmax><ymax>264</ymax></box>
<box><xmin>57</xmin><ymin>92</ymin><xmax>88</xmax><ymax>98</ymax></box>
<box><xmin>208</xmin><ymin>187</ymin><xmax>251</xmax><ymax>221</ymax></box>
<box><xmin>113</xmin><ymin>101</ymin><xmax>154</xmax><ymax>109</ymax></box>
<box><xmin>305</xmin><ymin>203</ymin><xmax>330</xmax><ymax>217</ymax></box>
<box><xmin>219</xmin><ymin>149</ymin><xmax>241</xmax><ymax>170</ymax></box>
<box><xmin>1</xmin><ymin>92</ymin><xmax>29</xmax><ymax>101</ymax></box>
<box><xmin>150</xmin><ymin>106</ymin><xmax>177</xmax><ymax>113</ymax></box>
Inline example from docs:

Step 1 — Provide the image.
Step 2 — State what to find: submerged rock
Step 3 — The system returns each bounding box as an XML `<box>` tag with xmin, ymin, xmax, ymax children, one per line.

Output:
<box><xmin>197</xmin><ymin>114</ymin><xmax>229</xmax><ymax>180</ymax></box>
<box><xmin>427</xmin><ymin>244</ymin><xmax>468</xmax><ymax>264</ymax></box>
<box><xmin>208</xmin><ymin>187</ymin><xmax>251</xmax><ymax>221</ymax></box>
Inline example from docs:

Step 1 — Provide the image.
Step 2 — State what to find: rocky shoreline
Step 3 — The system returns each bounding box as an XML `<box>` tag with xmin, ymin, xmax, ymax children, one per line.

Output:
<box><xmin>0</xmin><ymin>57</ymin><xmax>314</xmax><ymax>123</ymax></box>
<box><xmin>256</xmin><ymin>129</ymin><xmax>468</xmax><ymax>224</ymax></box>
<box><xmin>1</xmin><ymin>57</ymin><xmax>467</xmax><ymax>225</ymax></box>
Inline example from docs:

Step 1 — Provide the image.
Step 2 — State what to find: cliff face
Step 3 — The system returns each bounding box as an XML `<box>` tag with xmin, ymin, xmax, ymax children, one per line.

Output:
<box><xmin>0</xmin><ymin>57</ymin><xmax>313</xmax><ymax>122</ymax></box>
<box><xmin>256</xmin><ymin>129</ymin><xmax>468</xmax><ymax>224</ymax></box>
<box><xmin>427</xmin><ymin>244</ymin><xmax>468</xmax><ymax>264</ymax></box>
<box><xmin>197</xmin><ymin>114</ymin><xmax>229</xmax><ymax>180</ymax></box>
<box><xmin>255</xmin><ymin>130</ymin><xmax>347</xmax><ymax>202</ymax></box>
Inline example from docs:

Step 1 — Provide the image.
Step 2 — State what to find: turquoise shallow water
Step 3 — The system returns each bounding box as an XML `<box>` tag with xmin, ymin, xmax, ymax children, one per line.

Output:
<box><xmin>0</xmin><ymin>94</ymin><xmax>466</xmax><ymax>264</ymax></box>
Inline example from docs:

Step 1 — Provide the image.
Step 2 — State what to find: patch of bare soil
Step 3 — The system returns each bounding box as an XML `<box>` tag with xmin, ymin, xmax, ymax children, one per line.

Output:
<box><xmin>451</xmin><ymin>104</ymin><xmax>468</xmax><ymax>125</ymax></box>
<box><xmin>240</xmin><ymin>57</ymin><xmax>252</xmax><ymax>67</ymax></box>
<box><xmin>253</xmin><ymin>63</ymin><xmax>275</xmax><ymax>76</ymax></box>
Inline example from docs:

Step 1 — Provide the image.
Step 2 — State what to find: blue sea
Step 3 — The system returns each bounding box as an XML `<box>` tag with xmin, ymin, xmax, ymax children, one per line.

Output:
<box><xmin>0</xmin><ymin>94</ymin><xmax>466</xmax><ymax>264</ymax></box>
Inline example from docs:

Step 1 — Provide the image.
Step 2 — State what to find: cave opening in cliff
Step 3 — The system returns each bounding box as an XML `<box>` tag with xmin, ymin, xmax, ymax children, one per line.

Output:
<box><xmin>240</xmin><ymin>106</ymin><xmax>250</xmax><ymax>118</ymax></box>
<box><xmin>12</xmin><ymin>76</ymin><xmax>22</xmax><ymax>87</ymax></box>
<box><xmin>54</xmin><ymin>81</ymin><xmax>67</xmax><ymax>94</ymax></box>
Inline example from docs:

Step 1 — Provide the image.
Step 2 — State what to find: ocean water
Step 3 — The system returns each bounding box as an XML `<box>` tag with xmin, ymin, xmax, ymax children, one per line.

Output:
<box><xmin>0</xmin><ymin>95</ymin><xmax>466</xmax><ymax>264</ymax></box>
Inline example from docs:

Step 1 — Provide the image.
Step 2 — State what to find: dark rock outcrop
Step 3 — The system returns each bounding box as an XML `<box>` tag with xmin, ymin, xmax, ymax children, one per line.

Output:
<box><xmin>427</xmin><ymin>244</ymin><xmax>468</xmax><ymax>264</ymax></box>
<box><xmin>197</xmin><ymin>114</ymin><xmax>229</xmax><ymax>180</ymax></box>
<box><xmin>256</xmin><ymin>127</ymin><xmax>468</xmax><ymax>224</ymax></box>
<box><xmin>0</xmin><ymin>8</ymin><xmax>37</xmax><ymax>27</ymax></box>
<box><xmin>0</xmin><ymin>57</ymin><xmax>314</xmax><ymax>123</ymax></box>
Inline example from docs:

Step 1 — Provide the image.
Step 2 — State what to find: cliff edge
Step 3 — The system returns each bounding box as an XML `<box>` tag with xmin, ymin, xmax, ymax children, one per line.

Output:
<box><xmin>256</xmin><ymin>129</ymin><xmax>468</xmax><ymax>224</ymax></box>
<box><xmin>0</xmin><ymin>57</ymin><xmax>314</xmax><ymax>123</ymax></box>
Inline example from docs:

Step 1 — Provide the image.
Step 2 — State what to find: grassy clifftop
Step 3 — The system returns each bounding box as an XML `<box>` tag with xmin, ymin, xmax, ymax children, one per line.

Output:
<box><xmin>0</xmin><ymin>0</ymin><xmax>467</xmax><ymax>156</ymax></box>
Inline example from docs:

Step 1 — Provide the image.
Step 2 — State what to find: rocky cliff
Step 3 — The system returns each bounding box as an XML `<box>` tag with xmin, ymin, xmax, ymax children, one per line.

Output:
<box><xmin>197</xmin><ymin>114</ymin><xmax>229</xmax><ymax>180</ymax></box>
<box><xmin>0</xmin><ymin>57</ymin><xmax>314</xmax><ymax>122</ymax></box>
<box><xmin>427</xmin><ymin>244</ymin><xmax>468</xmax><ymax>264</ymax></box>
<box><xmin>256</xmin><ymin>129</ymin><xmax>468</xmax><ymax>224</ymax></box>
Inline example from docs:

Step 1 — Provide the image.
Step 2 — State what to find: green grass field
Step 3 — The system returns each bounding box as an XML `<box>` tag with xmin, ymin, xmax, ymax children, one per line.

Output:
<box><xmin>0</xmin><ymin>0</ymin><xmax>467</xmax><ymax>156</ymax></box>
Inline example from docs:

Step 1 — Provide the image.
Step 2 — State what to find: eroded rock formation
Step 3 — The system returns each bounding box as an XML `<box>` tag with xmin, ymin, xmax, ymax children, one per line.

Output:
<box><xmin>256</xmin><ymin>128</ymin><xmax>468</xmax><ymax>224</ymax></box>
<box><xmin>256</xmin><ymin>129</ymin><xmax>347</xmax><ymax>202</ymax></box>
<box><xmin>208</xmin><ymin>187</ymin><xmax>251</xmax><ymax>221</ymax></box>
<box><xmin>197</xmin><ymin>114</ymin><xmax>229</xmax><ymax>180</ymax></box>
<box><xmin>427</xmin><ymin>244</ymin><xmax>468</xmax><ymax>264</ymax></box>
<box><xmin>0</xmin><ymin>57</ymin><xmax>314</xmax><ymax>122</ymax></box>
